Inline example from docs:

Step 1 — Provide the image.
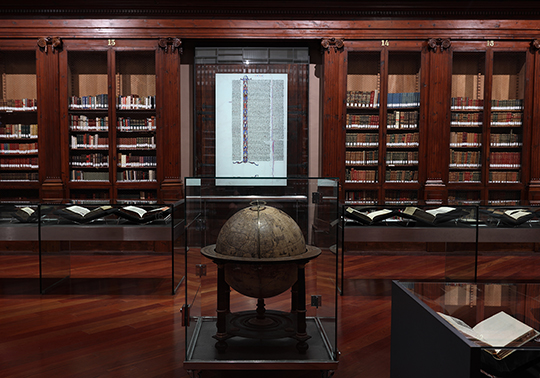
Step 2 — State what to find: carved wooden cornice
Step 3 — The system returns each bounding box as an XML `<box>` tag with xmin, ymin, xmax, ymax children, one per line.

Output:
<box><xmin>427</xmin><ymin>38</ymin><xmax>451</xmax><ymax>52</ymax></box>
<box><xmin>158</xmin><ymin>37</ymin><xmax>182</xmax><ymax>54</ymax></box>
<box><xmin>4</xmin><ymin>3</ymin><xmax>540</xmax><ymax>20</ymax></box>
<box><xmin>37</xmin><ymin>36</ymin><xmax>62</xmax><ymax>53</ymax></box>
<box><xmin>321</xmin><ymin>38</ymin><xmax>344</xmax><ymax>53</ymax></box>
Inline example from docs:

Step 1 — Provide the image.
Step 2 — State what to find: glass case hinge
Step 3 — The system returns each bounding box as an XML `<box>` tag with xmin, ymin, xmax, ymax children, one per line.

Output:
<box><xmin>195</xmin><ymin>264</ymin><xmax>207</xmax><ymax>277</ymax></box>
<box><xmin>311</xmin><ymin>295</ymin><xmax>322</xmax><ymax>308</ymax></box>
<box><xmin>312</xmin><ymin>192</ymin><xmax>322</xmax><ymax>204</ymax></box>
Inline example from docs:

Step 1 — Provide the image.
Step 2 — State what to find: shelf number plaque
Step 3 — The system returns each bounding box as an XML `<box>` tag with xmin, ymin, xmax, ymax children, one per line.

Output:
<box><xmin>487</xmin><ymin>40</ymin><xmax>495</xmax><ymax>47</ymax></box>
<box><xmin>381</xmin><ymin>40</ymin><xmax>390</xmax><ymax>46</ymax></box>
<box><xmin>108</xmin><ymin>39</ymin><xmax>116</xmax><ymax>46</ymax></box>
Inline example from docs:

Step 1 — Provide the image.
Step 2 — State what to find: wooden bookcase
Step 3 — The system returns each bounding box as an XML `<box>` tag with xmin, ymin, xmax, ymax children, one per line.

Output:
<box><xmin>324</xmin><ymin>38</ymin><xmax>539</xmax><ymax>206</ymax></box>
<box><xmin>0</xmin><ymin>37</ymin><xmax>186</xmax><ymax>204</ymax></box>
<box><xmin>64</xmin><ymin>48</ymin><xmax>160</xmax><ymax>203</ymax></box>
<box><xmin>0</xmin><ymin>50</ymin><xmax>39</xmax><ymax>202</ymax></box>
<box><xmin>341</xmin><ymin>41</ymin><xmax>427</xmax><ymax>205</ymax></box>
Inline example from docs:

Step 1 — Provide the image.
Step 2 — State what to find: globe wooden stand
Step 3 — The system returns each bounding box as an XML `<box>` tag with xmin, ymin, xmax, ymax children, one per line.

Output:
<box><xmin>211</xmin><ymin>260</ymin><xmax>311</xmax><ymax>353</ymax></box>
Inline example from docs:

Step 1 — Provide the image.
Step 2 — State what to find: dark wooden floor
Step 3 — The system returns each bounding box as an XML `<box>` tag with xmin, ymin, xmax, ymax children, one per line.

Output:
<box><xmin>1</xmin><ymin>251</ymin><xmax>539</xmax><ymax>378</ymax></box>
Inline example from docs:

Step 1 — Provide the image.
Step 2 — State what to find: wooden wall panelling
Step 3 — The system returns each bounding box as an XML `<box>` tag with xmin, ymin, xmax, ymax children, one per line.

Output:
<box><xmin>37</xmin><ymin>37</ymin><xmax>64</xmax><ymax>201</ymax></box>
<box><xmin>157</xmin><ymin>38</ymin><xmax>183</xmax><ymax>201</ymax></box>
<box><xmin>424</xmin><ymin>38</ymin><xmax>452</xmax><ymax>203</ymax></box>
<box><xmin>321</xmin><ymin>38</ymin><xmax>346</xmax><ymax>187</ymax></box>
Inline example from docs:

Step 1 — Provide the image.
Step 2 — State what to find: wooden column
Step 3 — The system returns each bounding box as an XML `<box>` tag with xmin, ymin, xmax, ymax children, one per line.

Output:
<box><xmin>320</xmin><ymin>38</ymin><xmax>346</xmax><ymax>196</ymax></box>
<box><xmin>37</xmin><ymin>37</ymin><xmax>64</xmax><ymax>201</ymax></box>
<box><xmin>424</xmin><ymin>38</ymin><xmax>452</xmax><ymax>204</ymax></box>
<box><xmin>157</xmin><ymin>38</ymin><xmax>183</xmax><ymax>201</ymax></box>
<box><xmin>528</xmin><ymin>40</ymin><xmax>540</xmax><ymax>204</ymax></box>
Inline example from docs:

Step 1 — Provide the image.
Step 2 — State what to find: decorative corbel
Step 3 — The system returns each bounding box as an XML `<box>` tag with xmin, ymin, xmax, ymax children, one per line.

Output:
<box><xmin>321</xmin><ymin>38</ymin><xmax>344</xmax><ymax>53</ymax></box>
<box><xmin>37</xmin><ymin>37</ymin><xmax>62</xmax><ymax>53</ymax></box>
<box><xmin>531</xmin><ymin>39</ymin><xmax>540</xmax><ymax>51</ymax></box>
<box><xmin>427</xmin><ymin>38</ymin><xmax>451</xmax><ymax>52</ymax></box>
<box><xmin>158</xmin><ymin>37</ymin><xmax>182</xmax><ymax>54</ymax></box>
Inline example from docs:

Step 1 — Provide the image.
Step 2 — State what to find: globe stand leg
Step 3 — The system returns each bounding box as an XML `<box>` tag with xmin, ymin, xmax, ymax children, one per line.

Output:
<box><xmin>295</xmin><ymin>263</ymin><xmax>310</xmax><ymax>353</ymax></box>
<box><xmin>213</xmin><ymin>263</ymin><xmax>230</xmax><ymax>352</ymax></box>
<box><xmin>256</xmin><ymin>298</ymin><xmax>266</xmax><ymax>319</ymax></box>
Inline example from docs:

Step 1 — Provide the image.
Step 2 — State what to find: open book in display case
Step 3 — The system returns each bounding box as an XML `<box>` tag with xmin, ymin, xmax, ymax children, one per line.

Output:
<box><xmin>343</xmin><ymin>204</ymin><xmax>540</xmax><ymax>283</ymax></box>
<box><xmin>392</xmin><ymin>281</ymin><xmax>540</xmax><ymax>378</ymax></box>
<box><xmin>0</xmin><ymin>201</ymin><xmax>185</xmax><ymax>295</ymax></box>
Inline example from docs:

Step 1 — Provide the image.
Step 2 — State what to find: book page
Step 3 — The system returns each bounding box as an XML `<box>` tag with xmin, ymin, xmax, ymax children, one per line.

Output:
<box><xmin>65</xmin><ymin>205</ymin><xmax>90</xmax><ymax>217</ymax></box>
<box><xmin>19</xmin><ymin>207</ymin><xmax>34</xmax><ymax>215</ymax></box>
<box><xmin>403</xmin><ymin>207</ymin><xmax>419</xmax><ymax>216</ymax></box>
<box><xmin>438</xmin><ymin>312</ymin><xmax>483</xmax><ymax>340</ymax></box>
<box><xmin>473</xmin><ymin>311</ymin><xmax>537</xmax><ymax>348</ymax></box>
<box><xmin>426</xmin><ymin>206</ymin><xmax>456</xmax><ymax>216</ymax></box>
<box><xmin>122</xmin><ymin>206</ymin><xmax>147</xmax><ymax>217</ymax></box>
<box><xmin>368</xmin><ymin>209</ymin><xmax>392</xmax><ymax>219</ymax></box>
<box><xmin>215</xmin><ymin>73</ymin><xmax>287</xmax><ymax>186</ymax></box>
<box><xmin>504</xmin><ymin>209</ymin><xmax>531</xmax><ymax>220</ymax></box>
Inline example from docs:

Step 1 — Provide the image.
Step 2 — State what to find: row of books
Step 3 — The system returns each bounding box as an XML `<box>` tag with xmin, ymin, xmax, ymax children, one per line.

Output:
<box><xmin>449</xmin><ymin>171</ymin><xmax>481</xmax><ymax>183</ymax></box>
<box><xmin>70</xmin><ymin>171</ymin><xmax>109</xmax><ymax>181</ymax></box>
<box><xmin>117</xmin><ymin>137</ymin><xmax>156</xmax><ymax>149</ymax></box>
<box><xmin>450</xmin><ymin>132</ymin><xmax>481</xmax><ymax>146</ymax></box>
<box><xmin>346</xmin><ymin>133</ymin><xmax>378</xmax><ymax>147</ymax></box>
<box><xmin>346</xmin><ymin>114</ymin><xmax>379</xmax><ymax>129</ymax></box>
<box><xmin>69</xmin><ymin>95</ymin><xmax>108</xmax><ymax>110</ymax></box>
<box><xmin>450</xmin><ymin>150</ymin><xmax>481</xmax><ymax>167</ymax></box>
<box><xmin>451</xmin><ymin>112</ymin><xmax>483</xmax><ymax>126</ymax></box>
<box><xmin>490</xmin><ymin>152</ymin><xmax>520</xmax><ymax>167</ymax></box>
<box><xmin>489</xmin><ymin>171</ymin><xmax>520</xmax><ymax>183</ymax></box>
<box><xmin>491</xmin><ymin>112</ymin><xmax>522</xmax><ymax>126</ymax></box>
<box><xmin>385</xmin><ymin>170</ymin><xmax>418</xmax><ymax>183</ymax></box>
<box><xmin>0</xmin><ymin>157</ymin><xmax>39</xmax><ymax>169</ymax></box>
<box><xmin>491</xmin><ymin>99</ymin><xmax>524</xmax><ymax>110</ymax></box>
<box><xmin>447</xmin><ymin>192</ymin><xmax>480</xmax><ymax>205</ymax></box>
<box><xmin>117</xmin><ymin>116</ymin><xmax>156</xmax><ymax>131</ymax></box>
<box><xmin>344</xmin><ymin>190</ymin><xmax>378</xmax><ymax>204</ymax></box>
<box><xmin>0</xmin><ymin>172</ymin><xmax>38</xmax><ymax>181</ymax></box>
<box><xmin>70</xmin><ymin>134</ymin><xmax>109</xmax><ymax>149</ymax></box>
<box><xmin>70</xmin><ymin>153</ymin><xmax>109</xmax><ymax>168</ymax></box>
<box><xmin>346</xmin><ymin>168</ymin><xmax>377</xmax><ymax>183</ymax></box>
<box><xmin>0</xmin><ymin>124</ymin><xmax>38</xmax><ymax>139</ymax></box>
<box><xmin>387</xmin><ymin>111</ymin><xmax>419</xmax><ymax>129</ymax></box>
<box><xmin>118</xmin><ymin>153</ymin><xmax>156</xmax><ymax>168</ymax></box>
<box><xmin>346</xmin><ymin>91</ymin><xmax>420</xmax><ymax>108</ymax></box>
<box><xmin>384</xmin><ymin>190</ymin><xmax>418</xmax><ymax>204</ymax></box>
<box><xmin>386</xmin><ymin>151</ymin><xmax>419</xmax><ymax>165</ymax></box>
<box><xmin>0</xmin><ymin>98</ymin><xmax>37</xmax><ymax>111</ymax></box>
<box><xmin>117</xmin><ymin>170</ymin><xmax>156</xmax><ymax>182</ymax></box>
<box><xmin>345</xmin><ymin>150</ymin><xmax>378</xmax><ymax>165</ymax></box>
<box><xmin>70</xmin><ymin>115</ymin><xmax>109</xmax><ymax>131</ymax></box>
<box><xmin>386</xmin><ymin>132</ymin><xmax>419</xmax><ymax>146</ymax></box>
<box><xmin>451</xmin><ymin>97</ymin><xmax>484</xmax><ymax>110</ymax></box>
<box><xmin>451</xmin><ymin>97</ymin><xmax>524</xmax><ymax>110</ymax></box>
<box><xmin>0</xmin><ymin>142</ymin><xmax>38</xmax><ymax>154</ymax></box>
<box><xmin>387</xmin><ymin>92</ymin><xmax>420</xmax><ymax>108</ymax></box>
<box><xmin>490</xmin><ymin>132</ymin><xmax>521</xmax><ymax>146</ymax></box>
<box><xmin>117</xmin><ymin>95</ymin><xmax>156</xmax><ymax>110</ymax></box>
<box><xmin>346</xmin><ymin>90</ymin><xmax>379</xmax><ymax>108</ymax></box>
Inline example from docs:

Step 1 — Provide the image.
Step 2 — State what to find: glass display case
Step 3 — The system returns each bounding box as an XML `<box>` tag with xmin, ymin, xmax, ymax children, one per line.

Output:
<box><xmin>0</xmin><ymin>202</ymin><xmax>39</xmax><ymax>294</ymax></box>
<box><xmin>183</xmin><ymin>177</ymin><xmax>340</xmax><ymax>376</ymax></box>
<box><xmin>343</xmin><ymin>204</ymin><xmax>540</xmax><ymax>282</ymax></box>
<box><xmin>343</xmin><ymin>204</ymin><xmax>480</xmax><ymax>281</ymax></box>
<box><xmin>38</xmin><ymin>200</ymin><xmax>184</xmax><ymax>294</ymax></box>
<box><xmin>392</xmin><ymin>281</ymin><xmax>540</xmax><ymax>378</ymax></box>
